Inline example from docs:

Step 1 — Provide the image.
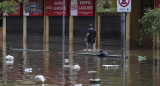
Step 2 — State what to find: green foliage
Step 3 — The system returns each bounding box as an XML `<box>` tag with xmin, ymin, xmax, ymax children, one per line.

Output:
<box><xmin>139</xmin><ymin>8</ymin><xmax>160</xmax><ymax>36</ymax></box>
<box><xmin>0</xmin><ymin>0</ymin><xmax>24</xmax><ymax>16</ymax></box>
<box><xmin>0</xmin><ymin>0</ymin><xmax>16</xmax><ymax>14</ymax></box>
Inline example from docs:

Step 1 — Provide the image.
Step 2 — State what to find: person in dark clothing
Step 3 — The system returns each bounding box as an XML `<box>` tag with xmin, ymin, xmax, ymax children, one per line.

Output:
<box><xmin>85</xmin><ymin>24</ymin><xmax>97</xmax><ymax>51</ymax></box>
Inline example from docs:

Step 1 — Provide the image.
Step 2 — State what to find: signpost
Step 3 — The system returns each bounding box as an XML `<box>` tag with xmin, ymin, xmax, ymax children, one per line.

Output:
<box><xmin>117</xmin><ymin>0</ymin><xmax>131</xmax><ymax>12</ymax></box>
<box><xmin>117</xmin><ymin>0</ymin><xmax>131</xmax><ymax>68</ymax></box>
<box><xmin>117</xmin><ymin>0</ymin><xmax>131</xmax><ymax>86</ymax></box>
<box><xmin>62</xmin><ymin>0</ymin><xmax>65</xmax><ymax>85</ymax></box>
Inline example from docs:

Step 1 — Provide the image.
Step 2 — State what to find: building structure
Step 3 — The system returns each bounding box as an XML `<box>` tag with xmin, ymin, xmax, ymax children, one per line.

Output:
<box><xmin>0</xmin><ymin>0</ymin><xmax>156</xmax><ymax>49</ymax></box>
<box><xmin>0</xmin><ymin>1</ymin><xmax>159</xmax><ymax>86</ymax></box>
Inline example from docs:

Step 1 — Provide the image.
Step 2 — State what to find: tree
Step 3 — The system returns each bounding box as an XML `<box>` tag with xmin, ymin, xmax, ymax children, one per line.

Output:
<box><xmin>139</xmin><ymin>8</ymin><xmax>160</xmax><ymax>37</ymax></box>
<box><xmin>0</xmin><ymin>0</ymin><xmax>25</xmax><ymax>19</ymax></box>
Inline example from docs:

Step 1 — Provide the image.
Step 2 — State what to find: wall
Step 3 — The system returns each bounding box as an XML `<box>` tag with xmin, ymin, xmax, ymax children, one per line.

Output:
<box><xmin>130</xmin><ymin>0</ymin><xmax>154</xmax><ymax>47</ymax></box>
<box><xmin>0</xmin><ymin>17</ymin><xmax>2</xmax><ymax>26</ymax></box>
<box><xmin>130</xmin><ymin>0</ymin><xmax>141</xmax><ymax>45</ymax></box>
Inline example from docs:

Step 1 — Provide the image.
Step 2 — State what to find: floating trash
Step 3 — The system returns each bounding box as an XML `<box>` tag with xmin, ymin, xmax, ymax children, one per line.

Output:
<box><xmin>102</xmin><ymin>65</ymin><xmax>120</xmax><ymax>70</ymax></box>
<box><xmin>73</xmin><ymin>65</ymin><xmax>80</xmax><ymax>71</ymax></box>
<box><xmin>91</xmin><ymin>84</ymin><xmax>100</xmax><ymax>86</ymax></box>
<box><xmin>5</xmin><ymin>55</ymin><xmax>14</xmax><ymax>60</ymax></box>
<box><xmin>35</xmin><ymin>84</ymin><xmax>45</xmax><ymax>86</ymax></box>
<box><xmin>63</xmin><ymin>65</ymin><xmax>72</xmax><ymax>68</ymax></box>
<box><xmin>65</xmin><ymin>59</ymin><xmax>69</xmax><ymax>63</ymax></box>
<box><xmin>35</xmin><ymin>75</ymin><xmax>45</xmax><ymax>83</ymax></box>
<box><xmin>102</xmin><ymin>65</ymin><xmax>120</xmax><ymax>67</ymax></box>
<box><xmin>5</xmin><ymin>60</ymin><xmax>14</xmax><ymax>65</ymax></box>
<box><xmin>25</xmin><ymin>68</ymin><xmax>32</xmax><ymax>73</ymax></box>
<box><xmin>88</xmin><ymin>71</ymin><xmax>97</xmax><ymax>73</ymax></box>
<box><xmin>90</xmin><ymin>79</ymin><xmax>101</xmax><ymax>83</ymax></box>
<box><xmin>63</xmin><ymin>65</ymin><xmax>80</xmax><ymax>71</ymax></box>
<box><xmin>74</xmin><ymin>84</ymin><xmax>82</xmax><ymax>86</ymax></box>
<box><xmin>138</xmin><ymin>56</ymin><xmax>146</xmax><ymax>62</ymax></box>
<box><xmin>97</xmin><ymin>50</ymin><xmax>108</xmax><ymax>57</ymax></box>
<box><xmin>78</xmin><ymin>50</ymin><xmax>122</xmax><ymax>58</ymax></box>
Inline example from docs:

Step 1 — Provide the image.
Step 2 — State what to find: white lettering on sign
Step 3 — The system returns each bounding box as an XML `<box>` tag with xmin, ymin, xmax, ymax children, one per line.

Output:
<box><xmin>71</xmin><ymin>0</ymin><xmax>78</xmax><ymax>16</ymax></box>
<box><xmin>54</xmin><ymin>1</ymin><xmax>63</xmax><ymax>5</ymax></box>
<box><xmin>119</xmin><ymin>8</ymin><xmax>125</xmax><ymax>10</ymax></box>
<box><xmin>79</xmin><ymin>6</ymin><xmax>93</xmax><ymax>10</ymax></box>
<box><xmin>53</xmin><ymin>6</ymin><xmax>66</xmax><ymax>10</ymax></box>
<box><xmin>71</xmin><ymin>4</ymin><xmax>78</xmax><ymax>10</ymax></box>
<box><xmin>80</xmin><ymin>1</ymin><xmax>91</xmax><ymax>5</ymax></box>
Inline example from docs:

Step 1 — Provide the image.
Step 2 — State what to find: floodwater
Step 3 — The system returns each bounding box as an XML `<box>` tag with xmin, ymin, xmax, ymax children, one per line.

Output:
<box><xmin>0</xmin><ymin>34</ymin><xmax>158</xmax><ymax>86</ymax></box>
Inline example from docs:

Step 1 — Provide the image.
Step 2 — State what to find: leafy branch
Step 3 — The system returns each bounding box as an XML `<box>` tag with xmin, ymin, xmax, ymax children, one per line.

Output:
<box><xmin>139</xmin><ymin>8</ymin><xmax>160</xmax><ymax>37</ymax></box>
<box><xmin>0</xmin><ymin>0</ymin><xmax>28</xmax><ymax>18</ymax></box>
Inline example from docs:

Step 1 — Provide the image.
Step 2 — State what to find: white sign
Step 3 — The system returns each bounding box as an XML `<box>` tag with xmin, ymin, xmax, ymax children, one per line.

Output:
<box><xmin>70</xmin><ymin>0</ymin><xmax>78</xmax><ymax>16</ymax></box>
<box><xmin>117</xmin><ymin>0</ymin><xmax>131</xmax><ymax>12</ymax></box>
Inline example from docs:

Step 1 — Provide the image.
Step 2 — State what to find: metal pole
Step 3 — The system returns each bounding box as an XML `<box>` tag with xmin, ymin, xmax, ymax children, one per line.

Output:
<box><xmin>62</xmin><ymin>0</ymin><xmax>65</xmax><ymax>61</ymax></box>
<box><xmin>121</xmin><ymin>64</ymin><xmax>126</xmax><ymax>86</ymax></box>
<box><xmin>121</xmin><ymin>12</ymin><xmax>126</xmax><ymax>86</ymax></box>
<box><xmin>121</xmin><ymin>12</ymin><xmax>126</xmax><ymax>68</ymax></box>
<box><xmin>62</xmin><ymin>0</ymin><xmax>65</xmax><ymax>86</ymax></box>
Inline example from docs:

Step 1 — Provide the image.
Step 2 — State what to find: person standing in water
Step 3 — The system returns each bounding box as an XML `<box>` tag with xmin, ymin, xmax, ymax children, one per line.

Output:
<box><xmin>85</xmin><ymin>24</ymin><xmax>97</xmax><ymax>51</ymax></box>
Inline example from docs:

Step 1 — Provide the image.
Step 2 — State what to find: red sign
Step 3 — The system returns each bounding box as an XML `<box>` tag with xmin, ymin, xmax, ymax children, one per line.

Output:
<box><xmin>118</xmin><ymin>0</ymin><xmax>130</xmax><ymax>7</ymax></box>
<box><xmin>45</xmin><ymin>0</ymin><xmax>68</xmax><ymax>16</ymax></box>
<box><xmin>6</xmin><ymin>1</ymin><xmax>21</xmax><ymax>16</ymax></box>
<box><xmin>23</xmin><ymin>0</ymin><xmax>43</xmax><ymax>16</ymax></box>
<box><xmin>70</xmin><ymin>0</ymin><xmax>94</xmax><ymax>16</ymax></box>
<box><xmin>155</xmin><ymin>0</ymin><xmax>160</xmax><ymax>8</ymax></box>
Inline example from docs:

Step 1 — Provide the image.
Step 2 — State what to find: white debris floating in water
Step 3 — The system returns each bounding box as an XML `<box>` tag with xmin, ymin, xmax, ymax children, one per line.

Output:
<box><xmin>90</xmin><ymin>79</ymin><xmax>101</xmax><ymax>82</ymax></box>
<box><xmin>91</xmin><ymin>84</ymin><xmax>100</xmax><ymax>86</ymax></box>
<box><xmin>88</xmin><ymin>71</ymin><xmax>97</xmax><ymax>73</ymax></box>
<box><xmin>74</xmin><ymin>84</ymin><xmax>82</xmax><ymax>86</ymax></box>
<box><xmin>102</xmin><ymin>65</ymin><xmax>120</xmax><ymax>70</ymax></box>
<box><xmin>25</xmin><ymin>68</ymin><xmax>32</xmax><ymax>73</ymax></box>
<box><xmin>73</xmin><ymin>65</ymin><xmax>80</xmax><ymax>70</ymax></box>
<box><xmin>63</xmin><ymin>65</ymin><xmax>72</xmax><ymax>68</ymax></box>
<box><xmin>65</xmin><ymin>59</ymin><xmax>69</xmax><ymax>63</ymax></box>
<box><xmin>102</xmin><ymin>65</ymin><xmax>120</xmax><ymax>67</ymax></box>
<box><xmin>5</xmin><ymin>55</ymin><xmax>14</xmax><ymax>60</ymax></box>
<box><xmin>35</xmin><ymin>75</ymin><xmax>45</xmax><ymax>83</ymax></box>
<box><xmin>138</xmin><ymin>56</ymin><xmax>147</xmax><ymax>62</ymax></box>
<box><xmin>5</xmin><ymin>60</ymin><xmax>14</xmax><ymax>65</ymax></box>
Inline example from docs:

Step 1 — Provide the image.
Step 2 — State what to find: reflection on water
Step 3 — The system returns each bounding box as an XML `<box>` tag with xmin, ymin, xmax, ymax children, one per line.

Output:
<box><xmin>0</xmin><ymin>34</ymin><xmax>159</xmax><ymax>86</ymax></box>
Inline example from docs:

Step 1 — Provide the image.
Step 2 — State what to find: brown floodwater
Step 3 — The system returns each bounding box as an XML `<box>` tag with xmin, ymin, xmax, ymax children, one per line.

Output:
<box><xmin>0</xmin><ymin>34</ymin><xmax>158</xmax><ymax>86</ymax></box>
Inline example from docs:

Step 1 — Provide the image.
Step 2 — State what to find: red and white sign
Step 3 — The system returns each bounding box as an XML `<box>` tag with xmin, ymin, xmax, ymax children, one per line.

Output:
<box><xmin>5</xmin><ymin>1</ymin><xmax>21</xmax><ymax>16</ymax></box>
<box><xmin>117</xmin><ymin>0</ymin><xmax>131</xmax><ymax>12</ymax></box>
<box><xmin>155</xmin><ymin>0</ymin><xmax>160</xmax><ymax>8</ymax></box>
<box><xmin>70</xmin><ymin>0</ymin><xmax>94</xmax><ymax>16</ymax></box>
<box><xmin>23</xmin><ymin>0</ymin><xmax>43</xmax><ymax>16</ymax></box>
<box><xmin>45</xmin><ymin>0</ymin><xmax>68</xmax><ymax>16</ymax></box>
